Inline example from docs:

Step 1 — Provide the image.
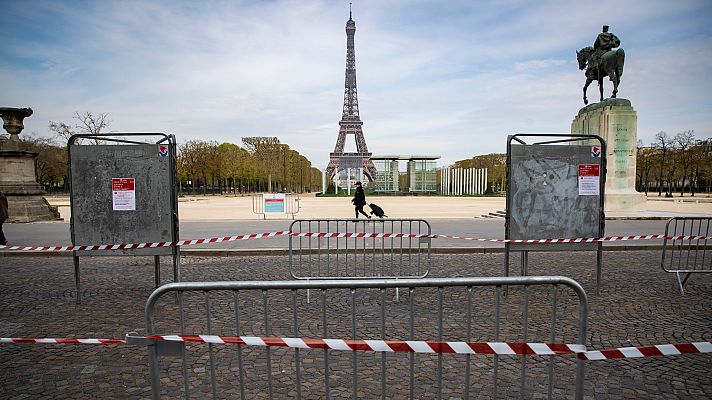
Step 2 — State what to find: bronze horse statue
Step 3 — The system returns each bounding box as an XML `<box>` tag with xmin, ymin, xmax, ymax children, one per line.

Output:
<box><xmin>576</xmin><ymin>46</ymin><xmax>625</xmax><ymax>104</ymax></box>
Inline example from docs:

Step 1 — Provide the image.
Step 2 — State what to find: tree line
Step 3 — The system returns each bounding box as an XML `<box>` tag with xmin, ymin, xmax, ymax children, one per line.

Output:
<box><xmin>451</xmin><ymin>153</ymin><xmax>506</xmax><ymax>193</ymax></box>
<box><xmin>18</xmin><ymin>112</ymin><xmax>323</xmax><ymax>195</ymax></box>
<box><xmin>637</xmin><ymin>130</ymin><xmax>712</xmax><ymax>196</ymax></box>
<box><xmin>450</xmin><ymin>130</ymin><xmax>712</xmax><ymax>197</ymax></box>
<box><xmin>178</xmin><ymin>137</ymin><xmax>322</xmax><ymax>194</ymax></box>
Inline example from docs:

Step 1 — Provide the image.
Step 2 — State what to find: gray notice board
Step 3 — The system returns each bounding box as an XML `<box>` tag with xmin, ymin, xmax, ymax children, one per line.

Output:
<box><xmin>506</xmin><ymin>138</ymin><xmax>605</xmax><ymax>251</ymax></box>
<box><xmin>69</xmin><ymin>141</ymin><xmax>177</xmax><ymax>256</ymax></box>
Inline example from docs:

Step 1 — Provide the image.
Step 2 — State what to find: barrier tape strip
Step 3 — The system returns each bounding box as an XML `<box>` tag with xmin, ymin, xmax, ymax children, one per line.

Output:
<box><xmin>0</xmin><ymin>231</ymin><xmax>290</xmax><ymax>252</ymax></box>
<box><xmin>1</xmin><ymin>338</ymin><xmax>125</xmax><ymax>344</ymax></box>
<box><xmin>578</xmin><ymin>341</ymin><xmax>712</xmax><ymax>360</ymax></box>
<box><xmin>142</xmin><ymin>336</ymin><xmax>586</xmax><ymax>355</ymax></box>
<box><xmin>3</xmin><ymin>336</ymin><xmax>711</xmax><ymax>360</ymax></box>
<box><xmin>0</xmin><ymin>232</ymin><xmax>708</xmax><ymax>252</ymax></box>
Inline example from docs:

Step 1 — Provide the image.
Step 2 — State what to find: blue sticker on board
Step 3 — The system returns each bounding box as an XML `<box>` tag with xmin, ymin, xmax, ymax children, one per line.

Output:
<box><xmin>159</xmin><ymin>145</ymin><xmax>168</xmax><ymax>158</ymax></box>
<box><xmin>591</xmin><ymin>146</ymin><xmax>601</xmax><ymax>158</ymax></box>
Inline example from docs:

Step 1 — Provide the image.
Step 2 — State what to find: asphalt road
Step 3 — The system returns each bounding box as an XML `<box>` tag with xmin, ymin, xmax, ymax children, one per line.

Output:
<box><xmin>3</xmin><ymin>218</ymin><xmax>673</xmax><ymax>250</ymax></box>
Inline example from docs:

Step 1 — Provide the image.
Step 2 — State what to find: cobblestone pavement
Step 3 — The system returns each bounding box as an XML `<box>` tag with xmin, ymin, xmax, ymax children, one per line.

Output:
<box><xmin>0</xmin><ymin>250</ymin><xmax>710</xmax><ymax>399</ymax></box>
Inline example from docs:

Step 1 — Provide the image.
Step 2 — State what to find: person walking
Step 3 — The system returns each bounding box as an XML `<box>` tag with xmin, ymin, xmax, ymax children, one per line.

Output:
<box><xmin>351</xmin><ymin>181</ymin><xmax>370</xmax><ymax>219</ymax></box>
<box><xmin>0</xmin><ymin>191</ymin><xmax>8</xmax><ymax>246</ymax></box>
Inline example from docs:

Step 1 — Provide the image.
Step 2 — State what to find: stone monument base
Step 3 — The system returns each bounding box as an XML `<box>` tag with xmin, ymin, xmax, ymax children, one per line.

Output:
<box><xmin>4</xmin><ymin>193</ymin><xmax>60</xmax><ymax>222</ymax></box>
<box><xmin>0</xmin><ymin>145</ymin><xmax>61</xmax><ymax>222</ymax></box>
<box><xmin>571</xmin><ymin>98</ymin><xmax>646</xmax><ymax>212</ymax></box>
<box><xmin>604</xmin><ymin>192</ymin><xmax>647</xmax><ymax>213</ymax></box>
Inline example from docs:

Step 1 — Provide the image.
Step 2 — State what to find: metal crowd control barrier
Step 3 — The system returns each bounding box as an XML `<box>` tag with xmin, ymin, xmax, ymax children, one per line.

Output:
<box><xmin>252</xmin><ymin>193</ymin><xmax>301</xmax><ymax>219</ymax></box>
<box><xmin>289</xmin><ymin>219</ymin><xmax>432</xmax><ymax>280</ymax></box>
<box><xmin>130</xmin><ymin>276</ymin><xmax>588</xmax><ymax>399</ymax></box>
<box><xmin>661</xmin><ymin>217</ymin><xmax>711</xmax><ymax>294</ymax></box>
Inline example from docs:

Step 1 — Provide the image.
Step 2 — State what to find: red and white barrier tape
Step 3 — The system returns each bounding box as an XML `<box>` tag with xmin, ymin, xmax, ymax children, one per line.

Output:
<box><xmin>578</xmin><ymin>341</ymin><xmax>712</xmax><ymax>360</ymax></box>
<box><xmin>434</xmin><ymin>234</ymin><xmax>673</xmax><ymax>243</ymax></box>
<box><xmin>144</xmin><ymin>335</ymin><xmax>586</xmax><ymax>355</ymax></box>
<box><xmin>0</xmin><ymin>231</ymin><xmax>290</xmax><ymax>252</ymax></box>
<box><xmin>0</xmin><ymin>232</ymin><xmax>708</xmax><ymax>252</ymax></box>
<box><xmin>4</xmin><ymin>335</ymin><xmax>711</xmax><ymax>360</ymax></box>
<box><xmin>1</xmin><ymin>338</ymin><xmax>125</xmax><ymax>344</ymax></box>
<box><xmin>291</xmin><ymin>232</ymin><xmax>435</xmax><ymax>239</ymax></box>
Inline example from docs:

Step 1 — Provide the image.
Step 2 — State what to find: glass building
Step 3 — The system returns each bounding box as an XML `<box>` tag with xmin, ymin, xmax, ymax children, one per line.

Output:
<box><xmin>407</xmin><ymin>159</ymin><xmax>438</xmax><ymax>192</ymax></box>
<box><xmin>373</xmin><ymin>159</ymin><xmax>399</xmax><ymax>192</ymax></box>
<box><xmin>371</xmin><ymin>155</ymin><xmax>440</xmax><ymax>193</ymax></box>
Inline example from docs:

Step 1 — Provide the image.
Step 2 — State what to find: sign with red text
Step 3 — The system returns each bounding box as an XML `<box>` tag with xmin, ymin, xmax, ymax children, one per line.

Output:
<box><xmin>112</xmin><ymin>178</ymin><xmax>136</xmax><ymax>211</ymax></box>
<box><xmin>263</xmin><ymin>193</ymin><xmax>286</xmax><ymax>213</ymax></box>
<box><xmin>578</xmin><ymin>164</ymin><xmax>600</xmax><ymax>196</ymax></box>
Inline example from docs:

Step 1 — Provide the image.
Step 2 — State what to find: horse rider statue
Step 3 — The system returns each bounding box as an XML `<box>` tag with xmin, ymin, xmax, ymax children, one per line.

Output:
<box><xmin>590</xmin><ymin>25</ymin><xmax>621</xmax><ymax>72</ymax></box>
<box><xmin>577</xmin><ymin>25</ymin><xmax>625</xmax><ymax>104</ymax></box>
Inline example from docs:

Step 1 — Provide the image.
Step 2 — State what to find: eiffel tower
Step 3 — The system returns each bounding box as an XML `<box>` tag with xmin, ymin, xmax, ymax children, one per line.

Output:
<box><xmin>325</xmin><ymin>7</ymin><xmax>377</xmax><ymax>182</ymax></box>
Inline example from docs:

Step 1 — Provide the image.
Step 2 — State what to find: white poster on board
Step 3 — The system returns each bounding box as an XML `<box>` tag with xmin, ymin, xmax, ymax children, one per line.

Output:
<box><xmin>112</xmin><ymin>178</ymin><xmax>136</xmax><ymax>211</ymax></box>
<box><xmin>578</xmin><ymin>164</ymin><xmax>600</xmax><ymax>196</ymax></box>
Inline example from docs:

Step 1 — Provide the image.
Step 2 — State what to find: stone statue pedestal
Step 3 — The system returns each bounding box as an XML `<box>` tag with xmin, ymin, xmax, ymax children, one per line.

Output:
<box><xmin>0</xmin><ymin>142</ymin><xmax>61</xmax><ymax>222</ymax></box>
<box><xmin>571</xmin><ymin>98</ymin><xmax>647</xmax><ymax>212</ymax></box>
<box><xmin>0</xmin><ymin>107</ymin><xmax>61</xmax><ymax>222</ymax></box>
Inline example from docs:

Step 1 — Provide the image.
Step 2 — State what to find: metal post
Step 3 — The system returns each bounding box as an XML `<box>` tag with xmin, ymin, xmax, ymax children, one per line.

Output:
<box><xmin>471</xmin><ymin>168</ymin><xmax>475</xmax><ymax>195</ymax></box>
<box><xmin>322</xmin><ymin>168</ymin><xmax>326</xmax><ymax>195</ymax></box>
<box><xmin>73</xmin><ymin>253</ymin><xmax>81</xmax><ymax>304</ymax></box>
<box><xmin>475</xmin><ymin>168</ymin><xmax>480</xmax><ymax>194</ymax></box>
<box><xmin>484</xmin><ymin>167</ymin><xmax>488</xmax><ymax>194</ymax></box>
<box><xmin>480</xmin><ymin>168</ymin><xmax>484</xmax><ymax>194</ymax></box>
<box><xmin>456</xmin><ymin>168</ymin><xmax>459</xmax><ymax>195</ymax></box>
<box><xmin>443</xmin><ymin>167</ymin><xmax>447</xmax><ymax>194</ymax></box>
<box><xmin>470</xmin><ymin>168</ymin><xmax>474</xmax><ymax>195</ymax></box>
<box><xmin>472</xmin><ymin>168</ymin><xmax>476</xmax><ymax>194</ymax></box>
<box><xmin>477</xmin><ymin>168</ymin><xmax>481</xmax><ymax>194</ymax></box>
<box><xmin>154</xmin><ymin>255</ymin><xmax>161</xmax><ymax>288</ymax></box>
<box><xmin>465</xmin><ymin>168</ymin><xmax>469</xmax><ymax>195</ymax></box>
<box><xmin>459</xmin><ymin>168</ymin><xmax>462</xmax><ymax>195</ymax></box>
<box><xmin>476</xmin><ymin>168</ymin><xmax>480</xmax><ymax>194</ymax></box>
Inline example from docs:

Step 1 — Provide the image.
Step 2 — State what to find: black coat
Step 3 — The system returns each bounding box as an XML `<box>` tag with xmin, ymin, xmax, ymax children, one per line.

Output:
<box><xmin>352</xmin><ymin>187</ymin><xmax>366</xmax><ymax>207</ymax></box>
<box><xmin>0</xmin><ymin>192</ymin><xmax>7</xmax><ymax>220</ymax></box>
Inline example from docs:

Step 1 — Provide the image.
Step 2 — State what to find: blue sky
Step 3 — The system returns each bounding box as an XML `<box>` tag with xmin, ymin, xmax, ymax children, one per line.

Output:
<box><xmin>1</xmin><ymin>0</ymin><xmax>711</xmax><ymax>167</ymax></box>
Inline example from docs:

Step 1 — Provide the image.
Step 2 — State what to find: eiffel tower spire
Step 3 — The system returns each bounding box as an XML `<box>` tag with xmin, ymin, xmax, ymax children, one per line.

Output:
<box><xmin>325</xmin><ymin>7</ymin><xmax>377</xmax><ymax>182</ymax></box>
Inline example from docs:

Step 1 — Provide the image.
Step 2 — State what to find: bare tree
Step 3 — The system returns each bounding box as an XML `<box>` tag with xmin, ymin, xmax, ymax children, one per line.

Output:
<box><xmin>673</xmin><ymin>130</ymin><xmax>696</xmax><ymax>196</ymax></box>
<box><xmin>637</xmin><ymin>146</ymin><xmax>655</xmax><ymax>194</ymax></box>
<box><xmin>654</xmin><ymin>131</ymin><xmax>674</xmax><ymax>196</ymax></box>
<box><xmin>49</xmin><ymin>111</ymin><xmax>111</xmax><ymax>145</ymax></box>
<box><xmin>47</xmin><ymin>121</ymin><xmax>75</xmax><ymax>144</ymax></box>
<box><xmin>73</xmin><ymin>111</ymin><xmax>111</xmax><ymax>144</ymax></box>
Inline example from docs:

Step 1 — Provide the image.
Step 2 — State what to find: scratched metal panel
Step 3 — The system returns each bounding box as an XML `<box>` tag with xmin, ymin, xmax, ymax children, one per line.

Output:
<box><xmin>69</xmin><ymin>144</ymin><xmax>175</xmax><ymax>256</ymax></box>
<box><xmin>507</xmin><ymin>144</ymin><xmax>603</xmax><ymax>251</ymax></box>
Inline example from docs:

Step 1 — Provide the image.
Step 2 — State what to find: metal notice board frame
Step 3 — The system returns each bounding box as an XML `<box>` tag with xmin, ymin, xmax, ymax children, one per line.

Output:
<box><xmin>505</xmin><ymin>133</ymin><xmax>606</xmax><ymax>293</ymax></box>
<box><xmin>68</xmin><ymin>133</ymin><xmax>180</xmax><ymax>303</ymax></box>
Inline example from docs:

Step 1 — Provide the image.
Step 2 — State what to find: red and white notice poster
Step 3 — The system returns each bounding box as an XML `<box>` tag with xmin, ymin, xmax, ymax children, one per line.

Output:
<box><xmin>112</xmin><ymin>178</ymin><xmax>136</xmax><ymax>211</ymax></box>
<box><xmin>578</xmin><ymin>164</ymin><xmax>600</xmax><ymax>196</ymax></box>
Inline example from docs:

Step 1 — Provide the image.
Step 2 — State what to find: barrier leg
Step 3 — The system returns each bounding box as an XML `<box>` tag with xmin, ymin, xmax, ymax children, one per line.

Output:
<box><xmin>596</xmin><ymin>244</ymin><xmax>602</xmax><ymax>295</ymax></box>
<box><xmin>677</xmin><ymin>272</ymin><xmax>691</xmax><ymax>295</ymax></box>
<box><xmin>73</xmin><ymin>253</ymin><xmax>81</xmax><ymax>305</ymax></box>
<box><xmin>148</xmin><ymin>344</ymin><xmax>161</xmax><ymax>399</ymax></box>
<box><xmin>154</xmin><ymin>255</ymin><xmax>161</xmax><ymax>288</ymax></box>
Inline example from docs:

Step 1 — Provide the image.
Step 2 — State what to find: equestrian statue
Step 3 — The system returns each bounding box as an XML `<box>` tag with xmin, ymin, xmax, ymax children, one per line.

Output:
<box><xmin>576</xmin><ymin>25</ymin><xmax>625</xmax><ymax>104</ymax></box>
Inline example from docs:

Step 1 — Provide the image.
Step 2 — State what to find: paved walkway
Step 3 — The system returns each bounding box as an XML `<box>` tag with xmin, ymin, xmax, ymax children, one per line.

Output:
<box><xmin>42</xmin><ymin>194</ymin><xmax>712</xmax><ymax>221</ymax></box>
<box><xmin>0</xmin><ymin>251</ymin><xmax>710</xmax><ymax>398</ymax></box>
